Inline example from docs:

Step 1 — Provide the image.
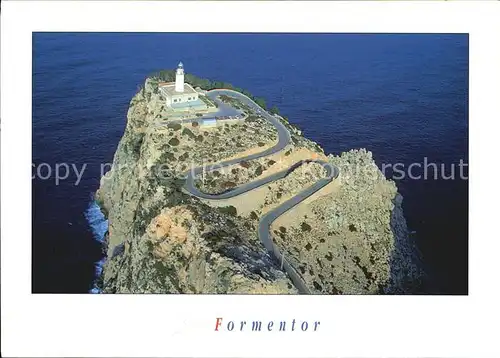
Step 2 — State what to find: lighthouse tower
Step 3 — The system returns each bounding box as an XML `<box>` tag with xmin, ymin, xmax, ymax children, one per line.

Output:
<box><xmin>175</xmin><ymin>62</ymin><xmax>184</xmax><ymax>92</ymax></box>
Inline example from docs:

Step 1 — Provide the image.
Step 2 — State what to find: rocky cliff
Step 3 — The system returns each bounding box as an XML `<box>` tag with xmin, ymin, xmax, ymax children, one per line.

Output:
<box><xmin>95</xmin><ymin>76</ymin><xmax>425</xmax><ymax>294</ymax></box>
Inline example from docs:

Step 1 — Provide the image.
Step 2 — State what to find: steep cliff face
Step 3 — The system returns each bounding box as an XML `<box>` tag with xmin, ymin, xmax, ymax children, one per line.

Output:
<box><xmin>96</xmin><ymin>77</ymin><xmax>425</xmax><ymax>294</ymax></box>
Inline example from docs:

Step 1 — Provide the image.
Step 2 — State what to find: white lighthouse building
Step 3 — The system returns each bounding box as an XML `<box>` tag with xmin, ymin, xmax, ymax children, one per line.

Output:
<box><xmin>159</xmin><ymin>62</ymin><xmax>202</xmax><ymax>110</ymax></box>
<box><xmin>175</xmin><ymin>61</ymin><xmax>185</xmax><ymax>92</ymax></box>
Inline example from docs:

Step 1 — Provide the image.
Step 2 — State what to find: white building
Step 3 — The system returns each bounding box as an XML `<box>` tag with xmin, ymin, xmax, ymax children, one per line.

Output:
<box><xmin>200</xmin><ymin>118</ymin><xmax>217</xmax><ymax>128</ymax></box>
<box><xmin>160</xmin><ymin>62</ymin><xmax>202</xmax><ymax>109</ymax></box>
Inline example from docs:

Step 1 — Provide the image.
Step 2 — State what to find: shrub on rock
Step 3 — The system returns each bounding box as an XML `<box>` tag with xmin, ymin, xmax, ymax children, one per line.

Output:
<box><xmin>301</xmin><ymin>222</ymin><xmax>312</xmax><ymax>232</ymax></box>
<box><xmin>167</xmin><ymin>123</ymin><xmax>182</xmax><ymax>131</ymax></box>
<box><xmin>169</xmin><ymin>137</ymin><xmax>180</xmax><ymax>146</ymax></box>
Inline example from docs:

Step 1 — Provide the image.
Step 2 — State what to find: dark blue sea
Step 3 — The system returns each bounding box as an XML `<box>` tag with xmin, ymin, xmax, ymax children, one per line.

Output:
<box><xmin>32</xmin><ymin>33</ymin><xmax>468</xmax><ymax>294</ymax></box>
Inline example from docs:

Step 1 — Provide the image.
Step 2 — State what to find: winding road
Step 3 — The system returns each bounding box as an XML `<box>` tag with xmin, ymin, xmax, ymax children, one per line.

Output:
<box><xmin>182</xmin><ymin>89</ymin><xmax>340</xmax><ymax>294</ymax></box>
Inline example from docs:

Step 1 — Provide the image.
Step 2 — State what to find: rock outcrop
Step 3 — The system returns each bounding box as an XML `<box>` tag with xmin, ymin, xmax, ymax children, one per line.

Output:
<box><xmin>95</xmin><ymin>76</ymin><xmax>425</xmax><ymax>294</ymax></box>
<box><xmin>270</xmin><ymin>149</ymin><xmax>425</xmax><ymax>294</ymax></box>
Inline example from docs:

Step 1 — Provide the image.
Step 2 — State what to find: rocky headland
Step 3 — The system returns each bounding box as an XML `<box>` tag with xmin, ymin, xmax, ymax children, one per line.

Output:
<box><xmin>95</xmin><ymin>71</ymin><xmax>426</xmax><ymax>294</ymax></box>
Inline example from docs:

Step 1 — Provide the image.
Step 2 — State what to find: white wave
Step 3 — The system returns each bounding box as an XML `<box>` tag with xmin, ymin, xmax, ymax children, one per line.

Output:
<box><xmin>84</xmin><ymin>198</ymin><xmax>109</xmax><ymax>293</ymax></box>
<box><xmin>85</xmin><ymin>200</ymin><xmax>108</xmax><ymax>243</ymax></box>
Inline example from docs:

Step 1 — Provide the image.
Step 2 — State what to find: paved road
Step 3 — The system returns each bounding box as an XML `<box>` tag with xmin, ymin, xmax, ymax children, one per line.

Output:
<box><xmin>182</xmin><ymin>89</ymin><xmax>340</xmax><ymax>294</ymax></box>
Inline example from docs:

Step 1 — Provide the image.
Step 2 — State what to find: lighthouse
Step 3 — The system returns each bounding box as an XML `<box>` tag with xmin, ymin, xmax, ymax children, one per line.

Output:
<box><xmin>175</xmin><ymin>61</ymin><xmax>184</xmax><ymax>92</ymax></box>
<box><xmin>159</xmin><ymin>62</ymin><xmax>203</xmax><ymax>110</ymax></box>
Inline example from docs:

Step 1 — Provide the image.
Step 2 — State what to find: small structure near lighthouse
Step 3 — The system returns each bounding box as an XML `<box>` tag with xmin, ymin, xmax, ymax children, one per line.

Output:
<box><xmin>160</xmin><ymin>62</ymin><xmax>205</xmax><ymax>111</ymax></box>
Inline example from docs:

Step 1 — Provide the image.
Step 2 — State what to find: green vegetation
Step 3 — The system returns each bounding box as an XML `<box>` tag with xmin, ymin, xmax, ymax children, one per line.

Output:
<box><xmin>313</xmin><ymin>281</ymin><xmax>322</xmax><ymax>291</ymax></box>
<box><xmin>218</xmin><ymin>205</ymin><xmax>238</xmax><ymax>217</ymax></box>
<box><xmin>221</xmin><ymin>181</ymin><xmax>237</xmax><ymax>190</ymax></box>
<box><xmin>325</xmin><ymin>252</ymin><xmax>333</xmax><ymax>261</ymax></box>
<box><xmin>202</xmin><ymin>234</ymin><xmax>221</xmax><ymax>246</ymax></box>
<box><xmin>301</xmin><ymin>222</ymin><xmax>312</xmax><ymax>232</ymax></box>
<box><xmin>169</xmin><ymin>137</ymin><xmax>180</xmax><ymax>146</ymax></box>
<box><xmin>167</xmin><ymin>122</ymin><xmax>182</xmax><ymax>131</ymax></box>
<box><xmin>182</xmin><ymin>127</ymin><xmax>196</xmax><ymax>140</ymax></box>
<box><xmin>178</xmin><ymin>152</ymin><xmax>189</xmax><ymax>161</ymax></box>
<box><xmin>270</xmin><ymin>105</ymin><xmax>280</xmax><ymax>115</ymax></box>
<box><xmin>152</xmin><ymin>260</ymin><xmax>181</xmax><ymax>291</ymax></box>
<box><xmin>135</xmin><ymin>137</ymin><xmax>144</xmax><ymax>153</ymax></box>
<box><xmin>219</xmin><ymin>95</ymin><xmax>232</xmax><ymax>103</ymax></box>
<box><xmin>159</xmin><ymin>151</ymin><xmax>175</xmax><ymax>163</ymax></box>
<box><xmin>125</xmin><ymin>134</ymin><xmax>144</xmax><ymax>158</ymax></box>
<box><xmin>254</xmin><ymin>98</ymin><xmax>267</xmax><ymax>110</ymax></box>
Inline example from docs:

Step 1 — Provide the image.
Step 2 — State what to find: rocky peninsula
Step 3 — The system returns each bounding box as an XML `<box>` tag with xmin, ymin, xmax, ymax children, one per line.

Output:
<box><xmin>95</xmin><ymin>70</ymin><xmax>426</xmax><ymax>294</ymax></box>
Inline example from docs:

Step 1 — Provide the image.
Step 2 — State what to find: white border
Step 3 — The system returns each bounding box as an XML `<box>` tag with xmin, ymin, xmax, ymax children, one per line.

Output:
<box><xmin>2</xmin><ymin>1</ymin><xmax>500</xmax><ymax>357</ymax></box>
